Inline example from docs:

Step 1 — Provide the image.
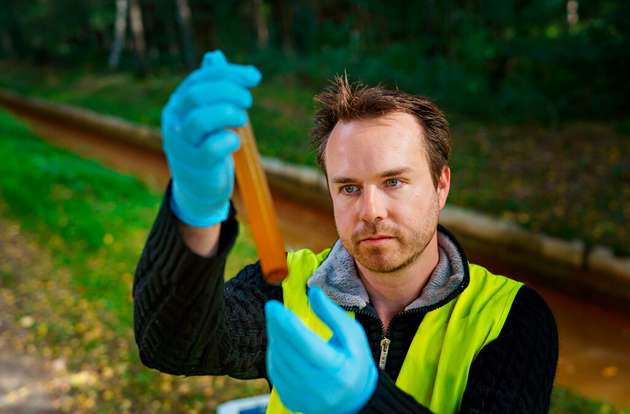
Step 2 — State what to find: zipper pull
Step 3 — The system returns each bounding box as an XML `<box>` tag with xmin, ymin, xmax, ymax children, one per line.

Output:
<box><xmin>379</xmin><ymin>337</ymin><xmax>391</xmax><ymax>370</ymax></box>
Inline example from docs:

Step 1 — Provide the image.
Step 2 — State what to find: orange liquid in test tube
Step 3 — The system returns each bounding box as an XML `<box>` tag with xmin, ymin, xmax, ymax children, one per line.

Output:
<box><xmin>233</xmin><ymin>121</ymin><xmax>288</xmax><ymax>284</ymax></box>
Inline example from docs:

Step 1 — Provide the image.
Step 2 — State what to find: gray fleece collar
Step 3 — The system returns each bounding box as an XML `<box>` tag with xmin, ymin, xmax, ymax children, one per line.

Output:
<box><xmin>306</xmin><ymin>229</ymin><xmax>466</xmax><ymax>311</ymax></box>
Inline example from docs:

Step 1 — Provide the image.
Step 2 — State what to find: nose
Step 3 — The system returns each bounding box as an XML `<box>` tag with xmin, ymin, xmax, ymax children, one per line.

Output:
<box><xmin>358</xmin><ymin>186</ymin><xmax>387</xmax><ymax>223</ymax></box>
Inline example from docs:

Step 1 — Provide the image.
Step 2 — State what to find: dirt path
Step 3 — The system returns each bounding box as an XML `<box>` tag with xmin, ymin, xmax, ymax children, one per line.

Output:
<box><xmin>0</xmin><ymin>218</ymin><xmax>63</xmax><ymax>413</ymax></box>
<box><xmin>0</xmin><ymin>343</ymin><xmax>60</xmax><ymax>413</ymax></box>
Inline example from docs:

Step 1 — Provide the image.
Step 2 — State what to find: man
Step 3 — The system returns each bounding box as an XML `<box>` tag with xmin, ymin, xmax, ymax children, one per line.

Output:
<box><xmin>133</xmin><ymin>51</ymin><xmax>558</xmax><ymax>413</ymax></box>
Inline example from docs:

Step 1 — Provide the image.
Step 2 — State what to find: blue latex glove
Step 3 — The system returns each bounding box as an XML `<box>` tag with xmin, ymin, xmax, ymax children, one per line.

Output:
<box><xmin>161</xmin><ymin>50</ymin><xmax>262</xmax><ymax>226</ymax></box>
<box><xmin>265</xmin><ymin>287</ymin><xmax>378</xmax><ymax>414</ymax></box>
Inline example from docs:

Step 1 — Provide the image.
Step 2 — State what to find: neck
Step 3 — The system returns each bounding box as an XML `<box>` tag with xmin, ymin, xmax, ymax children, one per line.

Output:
<box><xmin>356</xmin><ymin>232</ymin><xmax>439</xmax><ymax>332</ymax></box>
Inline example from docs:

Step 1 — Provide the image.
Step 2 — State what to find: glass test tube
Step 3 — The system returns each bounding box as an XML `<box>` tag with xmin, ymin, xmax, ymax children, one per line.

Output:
<box><xmin>233</xmin><ymin>121</ymin><xmax>288</xmax><ymax>284</ymax></box>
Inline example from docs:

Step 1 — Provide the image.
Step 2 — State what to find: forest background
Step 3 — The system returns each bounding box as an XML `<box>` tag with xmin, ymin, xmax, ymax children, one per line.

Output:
<box><xmin>2</xmin><ymin>0</ymin><xmax>629</xmax><ymax>120</ymax></box>
<box><xmin>0</xmin><ymin>1</ymin><xmax>628</xmax><ymax>413</ymax></box>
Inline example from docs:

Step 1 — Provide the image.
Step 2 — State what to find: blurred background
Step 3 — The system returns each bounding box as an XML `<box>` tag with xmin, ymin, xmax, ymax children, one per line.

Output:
<box><xmin>0</xmin><ymin>0</ymin><xmax>628</xmax><ymax>413</ymax></box>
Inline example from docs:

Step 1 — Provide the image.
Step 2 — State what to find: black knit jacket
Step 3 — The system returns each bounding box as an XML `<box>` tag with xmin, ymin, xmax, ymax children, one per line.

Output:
<box><xmin>133</xmin><ymin>187</ymin><xmax>559</xmax><ymax>413</ymax></box>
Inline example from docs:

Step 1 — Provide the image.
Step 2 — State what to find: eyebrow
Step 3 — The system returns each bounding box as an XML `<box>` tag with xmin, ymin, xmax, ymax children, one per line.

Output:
<box><xmin>331</xmin><ymin>167</ymin><xmax>413</xmax><ymax>184</ymax></box>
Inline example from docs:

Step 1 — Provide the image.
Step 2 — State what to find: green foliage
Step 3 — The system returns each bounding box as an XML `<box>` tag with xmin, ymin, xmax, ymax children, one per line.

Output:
<box><xmin>2</xmin><ymin>0</ymin><xmax>629</xmax><ymax>120</ymax></box>
<box><xmin>0</xmin><ymin>0</ymin><xmax>114</xmax><ymax>63</ymax></box>
<box><xmin>551</xmin><ymin>387</ymin><xmax>630</xmax><ymax>413</ymax></box>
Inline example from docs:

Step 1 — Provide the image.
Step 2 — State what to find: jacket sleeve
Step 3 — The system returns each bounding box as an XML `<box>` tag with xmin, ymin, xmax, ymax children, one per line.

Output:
<box><xmin>133</xmin><ymin>182</ymin><xmax>282</xmax><ymax>379</ymax></box>
<box><xmin>459</xmin><ymin>285</ymin><xmax>558</xmax><ymax>413</ymax></box>
<box><xmin>358</xmin><ymin>285</ymin><xmax>558</xmax><ymax>413</ymax></box>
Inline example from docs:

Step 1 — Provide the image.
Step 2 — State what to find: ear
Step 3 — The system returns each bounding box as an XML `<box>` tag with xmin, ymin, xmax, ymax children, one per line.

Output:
<box><xmin>436</xmin><ymin>166</ymin><xmax>451</xmax><ymax>210</ymax></box>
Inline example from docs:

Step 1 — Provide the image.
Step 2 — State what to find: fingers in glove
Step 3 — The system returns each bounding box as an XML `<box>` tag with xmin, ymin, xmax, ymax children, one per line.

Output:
<box><xmin>201</xmin><ymin>50</ymin><xmax>227</xmax><ymax>67</ymax></box>
<box><xmin>308</xmin><ymin>287</ymin><xmax>362</xmax><ymax>351</ymax></box>
<box><xmin>177</xmin><ymin>64</ymin><xmax>261</xmax><ymax>96</ymax></box>
<box><xmin>173</xmin><ymin>81</ymin><xmax>253</xmax><ymax>116</ymax></box>
<box><xmin>268</xmin><ymin>322</ymin><xmax>338</xmax><ymax>375</ymax></box>
<box><xmin>265</xmin><ymin>301</ymin><xmax>341</xmax><ymax>369</ymax></box>
<box><xmin>199</xmin><ymin>129</ymin><xmax>241</xmax><ymax>158</ymax></box>
<box><xmin>164</xmin><ymin>129</ymin><xmax>241</xmax><ymax>165</ymax></box>
<box><xmin>180</xmin><ymin>104</ymin><xmax>247</xmax><ymax>146</ymax></box>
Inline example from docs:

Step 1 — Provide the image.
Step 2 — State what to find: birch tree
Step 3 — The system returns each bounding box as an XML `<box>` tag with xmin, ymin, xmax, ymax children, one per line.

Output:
<box><xmin>252</xmin><ymin>0</ymin><xmax>269</xmax><ymax>49</ymax></box>
<box><xmin>175</xmin><ymin>0</ymin><xmax>196</xmax><ymax>69</ymax></box>
<box><xmin>129</xmin><ymin>0</ymin><xmax>147</xmax><ymax>74</ymax></box>
<box><xmin>108</xmin><ymin>0</ymin><xmax>128</xmax><ymax>69</ymax></box>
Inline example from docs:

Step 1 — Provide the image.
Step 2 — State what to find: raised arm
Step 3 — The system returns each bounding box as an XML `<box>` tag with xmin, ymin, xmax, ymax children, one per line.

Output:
<box><xmin>132</xmin><ymin>51</ymin><xmax>281</xmax><ymax>379</ymax></box>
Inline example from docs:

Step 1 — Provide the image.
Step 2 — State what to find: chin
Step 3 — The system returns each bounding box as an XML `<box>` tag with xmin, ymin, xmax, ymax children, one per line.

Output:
<box><xmin>356</xmin><ymin>251</ymin><xmax>410</xmax><ymax>273</ymax></box>
<box><xmin>354</xmin><ymin>241</ymin><xmax>424</xmax><ymax>274</ymax></box>
<box><xmin>362</xmin><ymin>261</ymin><xmax>402</xmax><ymax>273</ymax></box>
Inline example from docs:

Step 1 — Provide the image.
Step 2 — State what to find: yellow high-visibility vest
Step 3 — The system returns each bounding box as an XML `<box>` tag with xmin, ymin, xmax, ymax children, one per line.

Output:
<box><xmin>266</xmin><ymin>248</ymin><xmax>522</xmax><ymax>414</ymax></box>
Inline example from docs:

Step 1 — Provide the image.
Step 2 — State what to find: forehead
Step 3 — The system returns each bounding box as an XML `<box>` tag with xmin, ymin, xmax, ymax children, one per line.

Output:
<box><xmin>325</xmin><ymin>111</ymin><xmax>428</xmax><ymax>179</ymax></box>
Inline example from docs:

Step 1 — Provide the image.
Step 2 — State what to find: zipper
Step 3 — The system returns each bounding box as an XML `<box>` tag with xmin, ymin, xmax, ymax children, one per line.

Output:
<box><xmin>350</xmin><ymin>307</ymin><xmax>394</xmax><ymax>370</ymax></box>
<box><xmin>379</xmin><ymin>337</ymin><xmax>391</xmax><ymax>370</ymax></box>
<box><xmin>335</xmin><ymin>258</ymin><xmax>469</xmax><ymax>372</ymax></box>
<box><xmin>346</xmin><ymin>293</ymin><xmax>469</xmax><ymax>372</ymax></box>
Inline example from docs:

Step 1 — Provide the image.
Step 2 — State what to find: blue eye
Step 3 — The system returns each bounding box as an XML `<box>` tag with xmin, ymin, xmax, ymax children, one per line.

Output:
<box><xmin>385</xmin><ymin>178</ymin><xmax>401</xmax><ymax>187</ymax></box>
<box><xmin>341</xmin><ymin>185</ymin><xmax>359</xmax><ymax>194</ymax></box>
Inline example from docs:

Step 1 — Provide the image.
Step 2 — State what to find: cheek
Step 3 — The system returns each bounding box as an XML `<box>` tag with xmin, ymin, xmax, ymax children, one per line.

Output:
<box><xmin>333</xmin><ymin>209</ymin><xmax>352</xmax><ymax>235</ymax></box>
<box><xmin>332</xmin><ymin>201</ymin><xmax>359</xmax><ymax>239</ymax></box>
<box><xmin>401</xmin><ymin>191</ymin><xmax>437</xmax><ymax>220</ymax></box>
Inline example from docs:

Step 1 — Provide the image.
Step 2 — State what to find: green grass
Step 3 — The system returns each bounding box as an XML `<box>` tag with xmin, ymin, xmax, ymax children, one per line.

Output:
<box><xmin>551</xmin><ymin>388</ymin><xmax>629</xmax><ymax>414</ymax></box>
<box><xmin>1</xmin><ymin>62</ymin><xmax>627</xmax><ymax>256</ymax></box>
<box><xmin>0</xmin><ymin>108</ymin><xmax>627</xmax><ymax>412</ymax></box>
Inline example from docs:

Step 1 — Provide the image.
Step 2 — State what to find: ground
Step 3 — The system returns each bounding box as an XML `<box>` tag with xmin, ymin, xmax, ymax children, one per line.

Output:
<box><xmin>0</xmin><ymin>218</ymin><xmax>62</xmax><ymax>413</ymax></box>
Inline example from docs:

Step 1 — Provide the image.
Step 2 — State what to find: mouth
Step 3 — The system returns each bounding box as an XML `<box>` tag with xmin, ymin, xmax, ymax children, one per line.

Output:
<box><xmin>360</xmin><ymin>235</ymin><xmax>394</xmax><ymax>244</ymax></box>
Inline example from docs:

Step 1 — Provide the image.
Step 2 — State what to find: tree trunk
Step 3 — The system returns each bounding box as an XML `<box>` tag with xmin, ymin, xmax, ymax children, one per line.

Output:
<box><xmin>2</xmin><ymin>0</ymin><xmax>23</xmax><ymax>58</ymax></box>
<box><xmin>272</xmin><ymin>0</ymin><xmax>293</xmax><ymax>54</ymax></box>
<box><xmin>175</xmin><ymin>0</ymin><xmax>196</xmax><ymax>69</ymax></box>
<box><xmin>567</xmin><ymin>0</ymin><xmax>579</xmax><ymax>26</ymax></box>
<box><xmin>129</xmin><ymin>0</ymin><xmax>147</xmax><ymax>75</ymax></box>
<box><xmin>252</xmin><ymin>0</ymin><xmax>269</xmax><ymax>49</ymax></box>
<box><xmin>108</xmin><ymin>0</ymin><xmax>128</xmax><ymax>69</ymax></box>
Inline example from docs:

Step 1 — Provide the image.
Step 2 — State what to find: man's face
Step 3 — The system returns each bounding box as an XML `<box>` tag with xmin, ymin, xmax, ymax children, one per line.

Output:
<box><xmin>325</xmin><ymin>111</ymin><xmax>450</xmax><ymax>273</ymax></box>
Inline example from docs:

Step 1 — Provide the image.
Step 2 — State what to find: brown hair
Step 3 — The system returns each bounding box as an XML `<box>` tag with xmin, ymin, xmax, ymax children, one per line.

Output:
<box><xmin>311</xmin><ymin>74</ymin><xmax>451</xmax><ymax>186</ymax></box>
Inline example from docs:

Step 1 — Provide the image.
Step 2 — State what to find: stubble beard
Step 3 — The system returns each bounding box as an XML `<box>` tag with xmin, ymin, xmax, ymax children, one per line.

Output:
<box><xmin>341</xmin><ymin>200</ymin><xmax>439</xmax><ymax>274</ymax></box>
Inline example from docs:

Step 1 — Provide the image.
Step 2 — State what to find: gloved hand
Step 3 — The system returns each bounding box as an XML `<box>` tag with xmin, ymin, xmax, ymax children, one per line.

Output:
<box><xmin>161</xmin><ymin>50</ymin><xmax>262</xmax><ymax>226</ymax></box>
<box><xmin>265</xmin><ymin>287</ymin><xmax>378</xmax><ymax>414</ymax></box>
